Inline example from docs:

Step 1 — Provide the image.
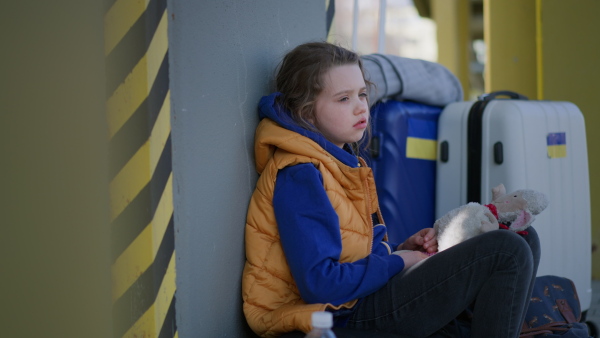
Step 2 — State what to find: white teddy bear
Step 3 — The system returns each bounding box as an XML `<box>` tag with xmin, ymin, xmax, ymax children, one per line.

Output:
<box><xmin>434</xmin><ymin>184</ymin><xmax>549</xmax><ymax>252</ymax></box>
<box><xmin>434</xmin><ymin>202</ymin><xmax>499</xmax><ymax>252</ymax></box>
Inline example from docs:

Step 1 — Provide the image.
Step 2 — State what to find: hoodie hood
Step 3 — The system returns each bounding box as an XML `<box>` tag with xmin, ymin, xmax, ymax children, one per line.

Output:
<box><xmin>256</xmin><ymin>92</ymin><xmax>360</xmax><ymax>169</ymax></box>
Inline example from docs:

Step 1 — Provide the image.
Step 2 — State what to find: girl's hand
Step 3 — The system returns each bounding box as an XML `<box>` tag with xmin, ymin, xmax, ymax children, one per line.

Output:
<box><xmin>392</xmin><ymin>250</ymin><xmax>430</xmax><ymax>271</ymax></box>
<box><xmin>397</xmin><ymin>228</ymin><xmax>438</xmax><ymax>254</ymax></box>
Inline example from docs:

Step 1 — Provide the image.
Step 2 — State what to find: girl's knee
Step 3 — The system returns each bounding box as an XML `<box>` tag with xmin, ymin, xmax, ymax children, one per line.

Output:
<box><xmin>479</xmin><ymin>230</ymin><xmax>534</xmax><ymax>266</ymax></box>
<box><xmin>478</xmin><ymin>229</ymin><xmax>522</xmax><ymax>245</ymax></box>
<box><xmin>523</xmin><ymin>226</ymin><xmax>541</xmax><ymax>261</ymax></box>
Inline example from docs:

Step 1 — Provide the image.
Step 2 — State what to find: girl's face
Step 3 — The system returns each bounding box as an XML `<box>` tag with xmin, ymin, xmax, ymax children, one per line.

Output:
<box><xmin>313</xmin><ymin>64</ymin><xmax>369</xmax><ymax>148</ymax></box>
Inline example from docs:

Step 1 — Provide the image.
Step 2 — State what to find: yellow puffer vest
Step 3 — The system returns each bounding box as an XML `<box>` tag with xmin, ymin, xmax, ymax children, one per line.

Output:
<box><xmin>242</xmin><ymin>118</ymin><xmax>381</xmax><ymax>337</ymax></box>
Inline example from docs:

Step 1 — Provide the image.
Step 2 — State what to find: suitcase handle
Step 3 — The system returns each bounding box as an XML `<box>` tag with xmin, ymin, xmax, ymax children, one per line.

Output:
<box><xmin>478</xmin><ymin>91</ymin><xmax>528</xmax><ymax>101</ymax></box>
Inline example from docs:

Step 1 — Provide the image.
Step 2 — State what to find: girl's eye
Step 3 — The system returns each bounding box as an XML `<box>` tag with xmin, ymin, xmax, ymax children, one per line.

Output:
<box><xmin>339</xmin><ymin>97</ymin><xmax>349</xmax><ymax>102</ymax></box>
<box><xmin>359</xmin><ymin>92</ymin><xmax>368</xmax><ymax>98</ymax></box>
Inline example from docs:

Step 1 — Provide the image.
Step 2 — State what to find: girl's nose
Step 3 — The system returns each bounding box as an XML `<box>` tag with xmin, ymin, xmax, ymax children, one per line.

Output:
<box><xmin>355</xmin><ymin>100</ymin><xmax>368</xmax><ymax>115</ymax></box>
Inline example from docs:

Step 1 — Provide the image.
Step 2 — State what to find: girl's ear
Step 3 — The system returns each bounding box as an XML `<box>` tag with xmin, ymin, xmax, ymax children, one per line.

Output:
<box><xmin>307</xmin><ymin>109</ymin><xmax>317</xmax><ymax>125</ymax></box>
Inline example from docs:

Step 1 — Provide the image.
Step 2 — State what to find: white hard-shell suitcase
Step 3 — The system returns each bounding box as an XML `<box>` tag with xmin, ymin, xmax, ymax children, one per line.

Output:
<box><xmin>435</xmin><ymin>91</ymin><xmax>592</xmax><ymax>311</ymax></box>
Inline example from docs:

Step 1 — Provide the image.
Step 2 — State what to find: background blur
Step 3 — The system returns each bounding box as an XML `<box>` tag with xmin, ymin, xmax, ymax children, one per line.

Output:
<box><xmin>2</xmin><ymin>0</ymin><xmax>598</xmax><ymax>337</ymax></box>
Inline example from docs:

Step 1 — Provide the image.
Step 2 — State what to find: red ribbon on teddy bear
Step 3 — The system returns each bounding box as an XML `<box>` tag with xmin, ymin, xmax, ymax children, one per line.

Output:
<box><xmin>484</xmin><ymin>203</ymin><xmax>529</xmax><ymax>236</ymax></box>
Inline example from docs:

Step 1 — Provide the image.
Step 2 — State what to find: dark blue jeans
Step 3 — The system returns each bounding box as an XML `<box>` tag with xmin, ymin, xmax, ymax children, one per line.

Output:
<box><xmin>346</xmin><ymin>228</ymin><xmax>540</xmax><ymax>338</ymax></box>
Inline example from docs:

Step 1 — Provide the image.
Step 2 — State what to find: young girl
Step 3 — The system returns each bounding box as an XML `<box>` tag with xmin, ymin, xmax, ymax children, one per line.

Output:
<box><xmin>242</xmin><ymin>42</ymin><xmax>540</xmax><ymax>338</ymax></box>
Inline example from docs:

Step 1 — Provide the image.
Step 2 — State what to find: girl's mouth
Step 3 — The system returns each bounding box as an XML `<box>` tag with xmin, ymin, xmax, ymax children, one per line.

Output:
<box><xmin>354</xmin><ymin>118</ymin><xmax>367</xmax><ymax>128</ymax></box>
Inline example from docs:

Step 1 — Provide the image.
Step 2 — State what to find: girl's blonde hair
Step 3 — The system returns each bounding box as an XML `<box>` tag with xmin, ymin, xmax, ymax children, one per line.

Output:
<box><xmin>275</xmin><ymin>42</ymin><xmax>373</xmax><ymax>150</ymax></box>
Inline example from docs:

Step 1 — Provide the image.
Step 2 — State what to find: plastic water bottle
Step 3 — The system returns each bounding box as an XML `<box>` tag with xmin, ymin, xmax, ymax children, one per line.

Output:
<box><xmin>305</xmin><ymin>311</ymin><xmax>336</xmax><ymax>338</ymax></box>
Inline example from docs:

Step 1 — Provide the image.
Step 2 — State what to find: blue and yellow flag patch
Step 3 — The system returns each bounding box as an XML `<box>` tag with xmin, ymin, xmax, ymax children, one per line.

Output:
<box><xmin>406</xmin><ymin>118</ymin><xmax>437</xmax><ymax>160</ymax></box>
<box><xmin>547</xmin><ymin>132</ymin><xmax>566</xmax><ymax>158</ymax></box>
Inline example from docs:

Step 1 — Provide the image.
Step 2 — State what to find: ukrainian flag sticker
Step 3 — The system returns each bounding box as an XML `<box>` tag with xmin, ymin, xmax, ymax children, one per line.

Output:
<box><xmin>547</xmin><ymin>132</ymin><xmax>567</xmax><ymax>158</ymax></box>
<box><xmin>406</xmin><ymin>137</ymin><xmax>437</xmax><ymax>160</ymax></box>
<box><xmin>406</xmin><ymin>118</ymin><xmax>437</xmax><ymax>160</ymax></box>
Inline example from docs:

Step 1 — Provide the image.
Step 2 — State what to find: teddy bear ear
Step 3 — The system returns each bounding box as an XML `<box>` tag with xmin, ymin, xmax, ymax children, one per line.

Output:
<box><xmin>492</xmin><ymin>184</ymin><xmax>506</xmax><ymax>201</ymax></box>
<box><xmin>511</xmin><ymin>209</ymin><xmax>533</xmax><ymax>230</ymax></box>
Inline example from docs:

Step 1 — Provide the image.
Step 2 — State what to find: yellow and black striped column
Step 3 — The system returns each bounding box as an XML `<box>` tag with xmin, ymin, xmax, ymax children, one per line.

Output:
<box><xmin>104</xmin><ymin>0</ymin><xmax>177</xmax><ymax>337</ymax></box>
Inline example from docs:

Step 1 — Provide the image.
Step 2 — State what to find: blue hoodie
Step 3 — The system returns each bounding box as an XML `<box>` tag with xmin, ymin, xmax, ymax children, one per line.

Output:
<box><xmin>258</xmin><ymin>93</ymin><xmax>405</xmax><ymax>318</ymax></box>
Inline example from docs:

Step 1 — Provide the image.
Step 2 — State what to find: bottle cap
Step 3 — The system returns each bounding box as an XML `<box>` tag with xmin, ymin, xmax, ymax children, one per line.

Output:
<box><xmin>311</xmin><ymin>311</ymin><xmax>333</xmax><ymax>329</ymax></box>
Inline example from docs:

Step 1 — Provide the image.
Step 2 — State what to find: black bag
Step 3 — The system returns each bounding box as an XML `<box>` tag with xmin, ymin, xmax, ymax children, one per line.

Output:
<box><xmin>520</xmin><ymin>275</ymin><xmax>591</xmax><ymax>337</ymax></box>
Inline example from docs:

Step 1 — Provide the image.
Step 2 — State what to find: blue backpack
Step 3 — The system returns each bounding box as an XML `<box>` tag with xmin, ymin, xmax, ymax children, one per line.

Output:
<box><xmin>520</xmin><ymin>275</ymin><xmax>591</xmax><ymax>337</ymax></box>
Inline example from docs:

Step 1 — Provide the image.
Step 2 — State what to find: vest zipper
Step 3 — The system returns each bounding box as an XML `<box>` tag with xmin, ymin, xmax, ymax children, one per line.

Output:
<box><xmin>363</xmin><ymin>175</ymin><xmax>374</xmax><ymax>254</ymax></box>
<box><xmin>358</xmin><ymin>156</ymin><xmax>376</xmax><ymax>254</ymax></box>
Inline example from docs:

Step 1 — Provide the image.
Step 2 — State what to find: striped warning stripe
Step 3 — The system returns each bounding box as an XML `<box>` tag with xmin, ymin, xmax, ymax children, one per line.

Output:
<box><xmin>104</xmin><ymin>0</ymin><xmax>177</xmax><ymax>337</ymax></box>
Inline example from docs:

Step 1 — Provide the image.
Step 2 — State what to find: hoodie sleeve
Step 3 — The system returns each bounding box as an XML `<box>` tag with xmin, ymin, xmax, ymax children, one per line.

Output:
<box><xmin>274</xmin><ymin>163</ymin><xmax>405</xmax><ymax>306</ymax></box>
